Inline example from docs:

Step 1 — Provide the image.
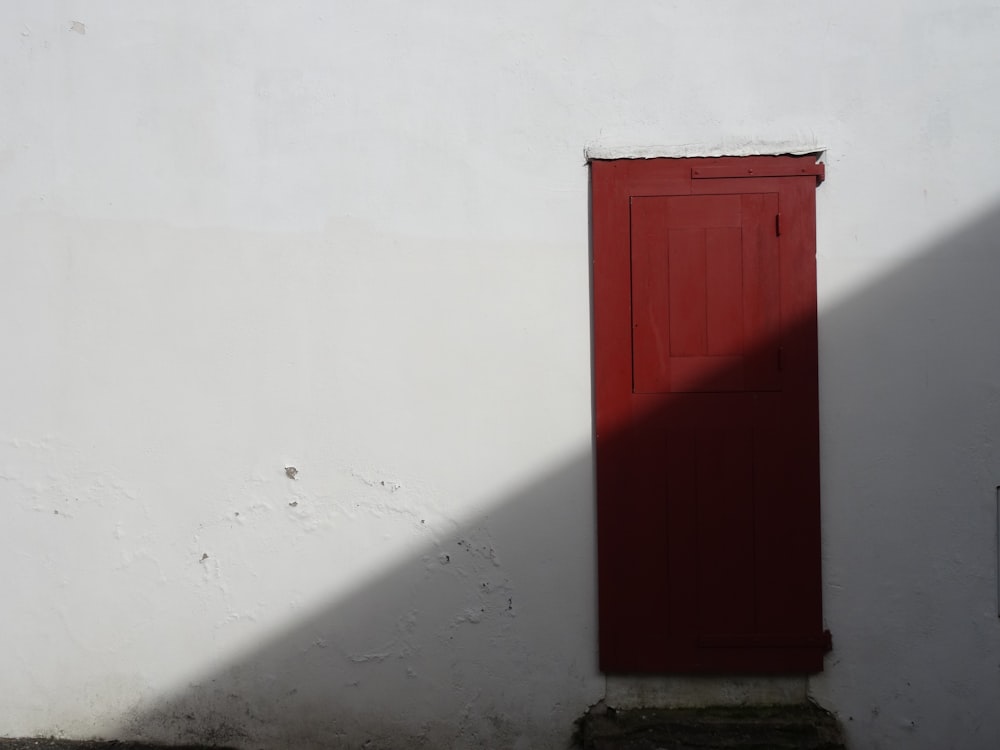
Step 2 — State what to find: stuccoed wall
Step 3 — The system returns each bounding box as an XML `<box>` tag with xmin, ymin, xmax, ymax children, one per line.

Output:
<box><xmin>3</xmin><ymin>3</ymin><xmax>1000</xmax><ymax>749</ymax></box>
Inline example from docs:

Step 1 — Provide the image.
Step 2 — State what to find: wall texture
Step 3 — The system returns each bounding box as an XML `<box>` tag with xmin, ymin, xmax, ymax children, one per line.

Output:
<box><xmin>3</xmin><ymin>2</ymin><xmax>1000</xmax><ymax>749</ymax></box>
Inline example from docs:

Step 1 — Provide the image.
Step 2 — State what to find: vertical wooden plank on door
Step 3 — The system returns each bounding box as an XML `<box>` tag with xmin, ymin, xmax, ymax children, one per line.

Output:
<box><xmin>694</xmin><ymin>395</ymin><xmax>757</xmax><ymax>639</ymax></box>
<box><xmin>594</xmin><ymin>162</ymin><xmax>678</xmax><ymax>670</ymax></box>
<box><xmin>668</xmin><ymin>227</ymin><xmax>708</xmax><ymax>356</ymax></box>
<box><xmin>705</xmin><ymin>226</ymin><xmax>743</xmax><ymax>357</ymax></box>
<box><xmin>755</xmin><ymin>177</ymin><xmax>821</xmax><ymax>640</ymax></box>
<box><xmin>742</xmin><ymin>193</ymin><xmax>782</xmax><ymax>392</ymax></box>
<box><xmin>631</xmin><ymin>197</ymin><xmax>671</xmax><ymax>394</ymax></box>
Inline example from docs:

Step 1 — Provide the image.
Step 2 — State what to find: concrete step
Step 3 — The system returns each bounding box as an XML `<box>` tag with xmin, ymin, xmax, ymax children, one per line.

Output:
<box><xmin>578</xmin><ymin>702</ymin><xmax>846</xmax><ymax>750</ymax></box>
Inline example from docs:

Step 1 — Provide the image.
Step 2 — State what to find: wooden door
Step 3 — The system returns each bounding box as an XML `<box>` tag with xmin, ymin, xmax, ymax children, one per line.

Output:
<box><xmin>592</xmin><ymin>156</ymin><xmax>829</xmax><ymax>673</ymax></box>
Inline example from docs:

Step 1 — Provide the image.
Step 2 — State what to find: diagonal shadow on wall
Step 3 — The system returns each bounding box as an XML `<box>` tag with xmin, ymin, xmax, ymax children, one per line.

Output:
<box><xmin>104</xmin><ymin>191</ymin><xmax>1000</xmax><ymax>750</ymax></box>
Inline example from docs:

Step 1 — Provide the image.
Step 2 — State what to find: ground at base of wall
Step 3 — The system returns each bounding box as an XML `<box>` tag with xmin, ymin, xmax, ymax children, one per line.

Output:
<box><xmin>0</xmin><ymin>741</ymin><xmax>236</xmax><ymax>750</ymax></box>
<box><xmin>576</xmin><ymin>702</ymin><xmax>846</xmax><ymax>750</ymax></box>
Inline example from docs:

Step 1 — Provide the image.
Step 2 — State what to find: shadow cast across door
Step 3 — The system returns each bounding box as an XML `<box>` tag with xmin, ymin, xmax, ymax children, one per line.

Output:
<box><xmin>110</xmin><ymin>199</ymin><xmax>1000</xmax><ymax>750</ymax></box>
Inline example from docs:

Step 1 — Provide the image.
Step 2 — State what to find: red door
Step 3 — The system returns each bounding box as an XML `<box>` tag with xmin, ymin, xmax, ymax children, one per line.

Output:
<box><xmin>592</xmin><ymin>156</ymin><xmax>829</xmax><ymax>673</ymax></box>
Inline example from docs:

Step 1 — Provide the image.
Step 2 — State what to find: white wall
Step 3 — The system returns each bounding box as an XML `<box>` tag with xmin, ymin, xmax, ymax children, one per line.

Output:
<box><xmin>3</xmin><ymin>2</ymin><xmax>1000</xmax><ymax>748</ymax></box>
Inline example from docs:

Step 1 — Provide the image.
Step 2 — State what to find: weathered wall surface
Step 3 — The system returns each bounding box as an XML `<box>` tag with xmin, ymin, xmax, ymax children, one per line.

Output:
<box><xmin>3</xmin><ymin>3</ymin><xmax>1000</xmax><ymax>749</ymax></box>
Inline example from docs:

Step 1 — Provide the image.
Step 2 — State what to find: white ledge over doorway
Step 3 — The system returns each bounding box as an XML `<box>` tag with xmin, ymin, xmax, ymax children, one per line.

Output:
<box><xmin>584</xmin><ymin>139</ymin><xmax>827</xmax><ymax>161</ymax></box>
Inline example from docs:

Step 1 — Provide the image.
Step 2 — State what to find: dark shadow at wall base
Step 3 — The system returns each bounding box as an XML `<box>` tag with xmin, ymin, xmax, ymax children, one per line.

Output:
<box><xmin>576</xmin><ymin>702</ymin><xmax>846</xmax><ymax>750</ymax></box>
<box><xmin>0</xmin><ymin>742</ymin><xmax>238</xmax><ymax>750</ymax></box>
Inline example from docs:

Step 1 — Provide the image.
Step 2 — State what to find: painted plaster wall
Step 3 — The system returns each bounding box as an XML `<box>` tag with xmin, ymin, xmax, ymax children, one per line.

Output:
<box><xmin>2</xmin><ymin>2</ymin><xmax>1000</xmax><ymax>749</ymax></box>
